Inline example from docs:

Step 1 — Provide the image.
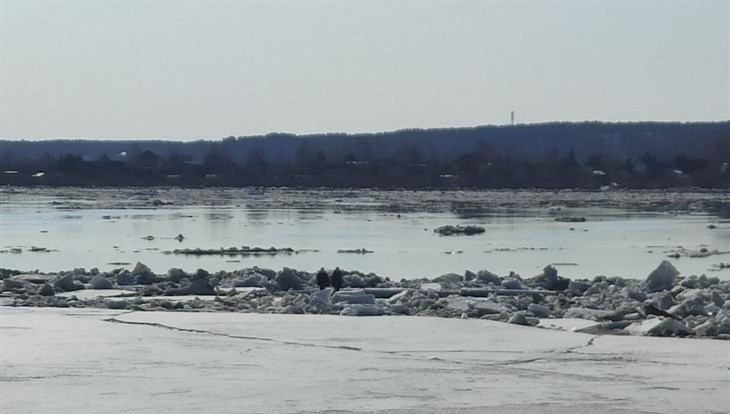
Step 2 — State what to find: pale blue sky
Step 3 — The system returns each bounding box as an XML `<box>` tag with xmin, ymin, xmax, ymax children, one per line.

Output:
<box><xmin>1</xmin><ymin>1</ymin><xmax>728</xmax><ymax>140</ymax></box>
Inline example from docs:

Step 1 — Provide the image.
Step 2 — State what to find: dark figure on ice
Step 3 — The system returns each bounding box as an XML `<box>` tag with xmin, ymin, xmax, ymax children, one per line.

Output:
<box><xmin>316</xmin><ymin>267</ymin><xmax>330</xmax><ymax>290</ymax></box>
<box><xmin>330</xmin><ymin>267</ymin><xmax>343</xmax><ymax>292</ymax></box>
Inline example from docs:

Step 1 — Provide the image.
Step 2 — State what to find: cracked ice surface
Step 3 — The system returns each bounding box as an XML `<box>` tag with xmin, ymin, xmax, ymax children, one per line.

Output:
<box><xmin>1</xmin><ymin>308</ymin><xmax>728</xmax><ymax>414</ymax></box>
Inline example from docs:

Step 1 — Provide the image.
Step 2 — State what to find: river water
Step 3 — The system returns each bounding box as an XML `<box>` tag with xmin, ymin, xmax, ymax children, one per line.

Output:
<box><xmin>1</xmin><ymin>187</ymin><xmax>728</xmax><ymax>280</ymax></box>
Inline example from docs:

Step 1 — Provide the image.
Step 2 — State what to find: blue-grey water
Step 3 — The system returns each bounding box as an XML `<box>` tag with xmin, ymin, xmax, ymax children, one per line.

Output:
<box><xmin>1</xmin><ymin>187</ymin><xmax>728</xmax><ymax>280</ymax></box>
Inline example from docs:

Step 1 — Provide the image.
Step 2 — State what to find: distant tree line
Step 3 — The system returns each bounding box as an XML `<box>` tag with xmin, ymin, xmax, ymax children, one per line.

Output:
<box><xmin>1</xmin><ymin>122</ymin><xmax>728</xmax><ymax>188</ymax></box>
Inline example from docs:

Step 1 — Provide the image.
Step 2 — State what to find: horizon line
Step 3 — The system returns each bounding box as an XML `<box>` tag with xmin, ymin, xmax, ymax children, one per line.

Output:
<box><xmin>2</xmin><ymin>119</ymin><xmax>729</xmax><ymax>142</ymax></box>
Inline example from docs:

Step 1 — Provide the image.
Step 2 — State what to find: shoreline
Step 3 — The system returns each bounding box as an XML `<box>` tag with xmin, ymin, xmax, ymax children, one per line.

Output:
<box><xmin>2</xmin><ymin>260</ymin><xmax>729</xmax><ymax>340</ymax></box>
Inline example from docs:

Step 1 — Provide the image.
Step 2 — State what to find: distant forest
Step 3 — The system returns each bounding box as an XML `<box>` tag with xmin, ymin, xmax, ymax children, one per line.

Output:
<box><xmin>1</xmin><ymin>122</ymin><xmax>729</xmax><ymax>189</ymax></box>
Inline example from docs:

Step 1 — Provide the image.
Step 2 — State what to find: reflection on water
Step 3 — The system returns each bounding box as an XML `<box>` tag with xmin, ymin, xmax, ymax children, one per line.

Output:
<box><xmin>0</xmin><ymin>187</ymin><xmax>728</xmax><ymax>280</ymax></box>
<box><xmin>247</xmin><ymin>209</ymin><xmax>269</xmax><ymax>222</ymax></box>
<box><xmin>205</xmin><ymin>211</ymin><xmax>233</xmax><ymax>221</ymax></box>
<box><xmin>708</xmin><ymin>204</ymin><xmax>730</xmax><ymax>219</ymax></box>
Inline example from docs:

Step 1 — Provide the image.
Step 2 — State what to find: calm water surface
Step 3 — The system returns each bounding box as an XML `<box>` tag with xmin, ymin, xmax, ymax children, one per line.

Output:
<box><xmin>1</xmin><ymin>187</ymin><xmax>728</xmax><ymax>280</ymax></box>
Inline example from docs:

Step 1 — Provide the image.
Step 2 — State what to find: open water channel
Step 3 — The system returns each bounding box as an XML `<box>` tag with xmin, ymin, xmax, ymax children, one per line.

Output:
<box><xmin>1</xmin><ymin>187</ymin><xmax>728</xmax><ymax>280</ymax></box>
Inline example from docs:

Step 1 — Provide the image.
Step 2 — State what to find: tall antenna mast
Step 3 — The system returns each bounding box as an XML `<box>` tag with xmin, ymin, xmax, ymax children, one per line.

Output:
<box><xmin>511</xmin><ymin>111</ymin><xmax>515</xmax><ymax>126</ymax></box>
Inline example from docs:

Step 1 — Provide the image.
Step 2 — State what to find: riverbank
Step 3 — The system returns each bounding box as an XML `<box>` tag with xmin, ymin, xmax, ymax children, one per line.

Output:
<box><xmin>2</xmin><ymin>260</ymin><xmax>729</xmax><ymax>339</ymax></box>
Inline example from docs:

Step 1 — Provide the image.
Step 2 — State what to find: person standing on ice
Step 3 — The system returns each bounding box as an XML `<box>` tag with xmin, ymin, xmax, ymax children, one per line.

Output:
<box><xmin>330</xmin><ymin>267</ymin><xmax>343</xmax><ymax>292</ymax></box>
<box><xmin>316</xmin><ymin>267</ymin><xmax>330</xmax><ymax>290</ymax></box>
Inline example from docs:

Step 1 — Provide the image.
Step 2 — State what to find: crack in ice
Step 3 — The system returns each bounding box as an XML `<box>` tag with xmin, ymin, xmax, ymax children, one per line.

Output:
<box><xmin>104</xmin><ymin>317</ymin><xmax>363</xmax><ymax>352</ymax></box>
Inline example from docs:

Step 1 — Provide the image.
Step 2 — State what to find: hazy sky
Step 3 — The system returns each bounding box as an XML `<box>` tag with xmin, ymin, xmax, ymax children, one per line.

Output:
<box><xmin>1</xmin><ymin>1</ymin><xmax>728</xmax><ymax>141</ymax></box>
